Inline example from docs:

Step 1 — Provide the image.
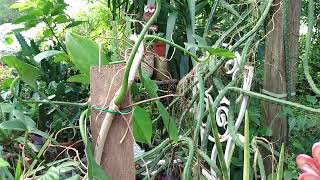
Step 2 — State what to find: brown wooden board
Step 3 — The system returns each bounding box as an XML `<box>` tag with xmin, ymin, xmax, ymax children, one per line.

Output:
<box><xmin>90</xmin><ymin>65</ymin><xmax>135</xmax><ymax>180</ymax></box>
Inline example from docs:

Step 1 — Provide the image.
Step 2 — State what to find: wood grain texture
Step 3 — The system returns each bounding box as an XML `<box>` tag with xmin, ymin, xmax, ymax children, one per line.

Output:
<box><xmin>262</xmin><ymin>0</ymin><xmax>288</xmax><ymax>146</ymax></box>
<box><xmin>90</xmin><ymin>65</ymin><xmax>135</xmax><ymax>180</ymax></box>
<box><xmin>288</xmin><ymin>0</ymin><xmax>301</xmax><ymax>95</ymax></box>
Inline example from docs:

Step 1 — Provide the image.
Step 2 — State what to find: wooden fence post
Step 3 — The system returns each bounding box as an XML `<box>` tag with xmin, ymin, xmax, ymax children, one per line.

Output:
<box><xmin>90</xmin><ymin>65</ymin><xmax>135</xmax><ymax>179</ymax></box>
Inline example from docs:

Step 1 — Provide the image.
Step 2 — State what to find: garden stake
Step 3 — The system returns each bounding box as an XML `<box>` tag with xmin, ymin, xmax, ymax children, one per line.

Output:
<box><xmin>93</xmin><ymin>0</ymin><xmax>161</xmax><ymax>166</ymax></box>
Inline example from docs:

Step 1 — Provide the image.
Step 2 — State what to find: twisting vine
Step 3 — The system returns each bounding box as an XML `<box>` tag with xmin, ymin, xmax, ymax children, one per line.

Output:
<box><xmin>303</xmin><ymin>0</ymin><xmax>320</xmax><ymax>95</ymax></box>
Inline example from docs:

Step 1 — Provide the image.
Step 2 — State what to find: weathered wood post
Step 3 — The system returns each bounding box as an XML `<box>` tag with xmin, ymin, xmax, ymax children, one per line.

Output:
<box><xmin>90</xmin><ymin>65</ymin><xmax>135</xmax><ymax>179</ymax></box>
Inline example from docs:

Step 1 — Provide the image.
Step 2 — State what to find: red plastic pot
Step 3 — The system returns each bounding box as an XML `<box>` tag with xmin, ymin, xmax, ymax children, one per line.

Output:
<box><xmin>153</xmin><ymin>42</ymin><xmax>166</xmax><ymax>57</ymax></box>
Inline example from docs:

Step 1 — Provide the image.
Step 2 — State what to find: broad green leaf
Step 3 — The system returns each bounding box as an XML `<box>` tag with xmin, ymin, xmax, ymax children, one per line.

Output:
<box><xmin>66</xmin><ymin>32</ymin><xmax>109</xmax><ymax>74</ymax></box>
<box><xmin>34</xmin><ymin>50</ymin><xmax>63</xmax><ymax>63</ymax></box>
<box><xmin>185</xmin><ymin>43</ymin><xmax>236</xmax><ymax>58</ymax></box>
<box><xmin>140</xmin><ymin>72</ymin><xmax>178</xmax><ymax>141</ymax></box>
<box><xmin>67</xmin><ymin>74</ymin><xmax>89</xmax><ymax>85</ymax></box>
<box><xmin>156</xmin><ymin>102</ymin><xmax>178</xmax><ymax>142</ymax></box>
<box><xmin>53</xmin><ymin>15</ymin><xmax>69</xmax><ymax>23</ymax></box>
<box><xmin>15</xmin><ymin>33</ymin><xmax>33</xmax><ymax>56</ymax></box>
<box><xmin>133</xmin><ymin>106</ymin><xmax>152</xmax><ymax>144</ymax></box>
<box><xmin>0</xmin><ymin>103</ymin><xmax>13</xmax><ymax>113</ymax></box>
<box><xmin>141</xmin><ymin>71</ymin><xmax>158</xmax><ymax>98</ymax></box>
<box><xmin>0</xmin><ymin>158</ymin><xmax>9</xmax><ymax>168</ymax></box>
<box><xmin>50</xmin><ymin>4</ymin><xmax>67</xmax><ymax>16</ymax></box>
<box><xmin>1</xmin><ymin>56</ymin><xmax>40</xmax><ymax>89</ymax></box>
<box><xmin>43</xmin><ymin>1</ymin><xmax>54</xmax><ymax>15</ymax></box>
<box><xmin>0</xmin><ymin>120</ymin><xmax>28</xmax><ymax>131</ymax></box>
<box><xmin>14</xmin><ymin>15</ymin><xmax>37</xmax><ymax>24</ymax></box>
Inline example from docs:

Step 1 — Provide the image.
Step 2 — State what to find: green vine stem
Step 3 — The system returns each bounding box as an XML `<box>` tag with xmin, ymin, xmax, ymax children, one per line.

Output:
<box><xmin>231</xmin><ymin>0</ymin><xmax>272</xmax><ymax>49</ymax></box>
<box><xmin>94</xmin><ymin>0</ymin><xmax>161</xmax><ymax>165</ymax></box>
<box><xmin>197</xmin><ymin>149</ymin><xmax>222</xmax><ymax>178</ymax></box>
<box><xmin>114</xmin><ymin>0</ymin><xmax>161</xmax><ymax>105</ymax></box>
<box><xmin>208</xmin><ymin>101</ymin><xmax>230</xmax><ymax>180</ymax></box>
<box><xmin>144</xmin><ymin>35</ymin><xmax>200</xmax><ymax>62</ymax></box>
<box><xmin>193</xmin><ymin>71</ymin><xmax>205</xmax><ymax>146</ymax></box>
<box><xmin>79</xmin><ymin>109</ymin><xmax>89</xmax><ymax>146</ymax></box>
<box><xmin>228</xmin><ymin>87</ymin><xmax>320</xmax><ymax>114</ymax></box>
<box><xmin>243</xmin><ymin>111</ymin><xmax>250</xmax><ymax>180</ymax></box>
<box><xmin>180</xmin><ymin>137</ymin><xmax>195</xmax><ymax>180</ymax></box>
<box><xmin>303</xmin><ymin>0</ymin><xmax>320</xmax><ymax>95</ymax></box>
<box><xmin>201</xmin><ymin>35</ymin><xmax>255</xmax><ymax>151</ymax></box>
<box><xmin>24</xmin><ymin>100</ymin><xmax>88</xmax><ymax>107</ymax></box>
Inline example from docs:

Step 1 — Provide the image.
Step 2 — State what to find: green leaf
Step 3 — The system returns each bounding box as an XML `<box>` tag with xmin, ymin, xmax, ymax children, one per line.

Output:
<box><xmin>67</xmin><ymin>74</ymin><xmax>89</xmax><ymax>85</ymax></box>
<box><xmin>43</xmin><ymin>29</ymin><xmax>52</xmax><ymax>38</ymax></box>
<box><xmin>165</xmin><ymin>11</ymin><xmax>178</xmax><ymax>57</ymax></box>
<box><xmin>156</xmin><ymin>102</ymin><xmax>178</xmax><ymax>142</ymax></box>
<box><xmin>141</xmin><ymin>71</ymin><xmax>158</xmax><ymax>98</ymax></box>
<box><xmin>66</xmin><ymin>21</ymin><xmax>86</xmax><ymax>28</ymax></box>
<box><xmin>1</xmin><ymin>78</ymin><xmax>14</xmax><ymax>90</ymax></box>
<box><xmin>1</xmin><ymin>56</ymin><xmax>40</xmax><ymax>89</ymax></box>
<box><xmin>4</xmin><ymin>36</ymin><xmax>14</xmax><ymax>45</ymax></box>
<box><xmin>34</xmin><ymin>50</ymin><xmax>63</xmax><ymax>63</ymax></box>
<box><xmin>66</xmin><ymin>32</ymin><xmax>109</xmax><ymax>74</ymax></box>
<box><xmin>276</xmin><ymin>144</ymin><xmax>285</xmax><ymax>180</ymax></box>
<box><xmin>85</xmin><ymin>138</ymin><xmax>110</xmax><ymax>180</ymax></box>
<box><xmin>14</xmin><ymin>15</ymin><xmax>37</xmax><ymax>24</ymax></box>
<box><xmin>53</xmin><ymin>15</ymin><xmax>69</xmax><ymax>23</ymax></box>
<box><xmin>133</xmin><ymin>106</ymin><xmax>152</xmax><ymax>144</ymax></box>
<box><xmin>0</xmin><ymin>158</ymin><xmax>9</xmax><ymax>168</ymax></box>
<box><xmin>15</xmin><ymin>158</ymin><xmax>21</xmax><ymax>180</ymax></box>
<box><xmin>0</xmin><ymin>120</ymin><xmax>28</xmax><ymax>131</ymax></box>
<box><xmin>185</xmin><ymin>43</ymin><xmax>236</xmax><ymax>58</ymax></box>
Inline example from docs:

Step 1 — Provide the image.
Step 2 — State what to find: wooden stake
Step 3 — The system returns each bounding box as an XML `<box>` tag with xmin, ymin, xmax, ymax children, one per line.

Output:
<box><xmin>90</xmin><ymin>65</ymin><xmax>135</xmax><ymax>179</ymax></box>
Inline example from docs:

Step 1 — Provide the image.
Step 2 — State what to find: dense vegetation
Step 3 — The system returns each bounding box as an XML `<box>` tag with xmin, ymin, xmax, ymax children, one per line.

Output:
<box><xmin>0</xmin><ymin>0</ymin><xmax>319</xmax><ymax>179</ymax></box>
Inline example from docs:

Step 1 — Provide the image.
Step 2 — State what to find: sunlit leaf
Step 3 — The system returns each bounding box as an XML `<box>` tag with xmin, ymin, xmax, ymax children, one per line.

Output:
<box><xmin>67</xmin><ymin>74</ymin><xmax>89</xmax><ymax>85</ymax></box>
<box><xmin>1</xmin><ymin>56</ymin><xmax>40</xmax><ymax>89</ymax></box>
<box><xmin>0</xmin><ymin>158</ymin><xmax>9</xmax><ymax>168</ymax></box>
<box><xmin>34</xmin><ymin>50</ymin><xmax>63</xmax><ymax>63</ymax></box>
<box><xmin>66</xmin><ymin>32</ymin><xmax>109</xmax><ymax>74</ymax></box>
<box><xmin>66</xmin><ymin>21</ymin><xmax>86</xmax><ymax>28</ymax></box>
<box><xmin>185</xmin><ymin>43</ymin><xmax>236</xmax><ymax>58</ymax></box>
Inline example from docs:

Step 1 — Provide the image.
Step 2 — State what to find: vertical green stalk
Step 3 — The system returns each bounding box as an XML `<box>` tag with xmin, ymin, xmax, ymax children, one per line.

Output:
<box><xmin>114</xmin><ymin>0</ymin><xmax>161</xmax><ymax>105</ymax></box>
<box><xmin>303</xmin><ymin>0</ymin><xmax>320</xmax><ymax>95</ymax></box>
<box><xmin>208</xmin><ymin>101</ymin><xmax>229</xmax><ymax>180</ymax></box>
<box><xmin>243</xmin><ymin>111</ymin><xmax>250</xmax><ymax>180</ymax></box>
<box><xmin>193</xmin><ymin>70</ymin><xmax>205</xmax><ymax>145</ymax></box>
<box><xmin>180</xmin><ymin>137</ymin><xmax>195</xmax><ymax>180</ymax></box>
<box><xmin>79</xmin><ymin>109</ymin><xmax>89</xmax><ymax>146</ymax></box>
<box><xmin>276</xmin><ymin>144</ymin><xmax>285</xmax><ymax>180</ymax></box>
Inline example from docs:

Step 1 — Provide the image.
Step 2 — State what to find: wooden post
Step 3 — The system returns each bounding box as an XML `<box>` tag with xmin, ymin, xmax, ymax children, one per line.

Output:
<box><xmin>90</xmin><ymin>65</ymin><xmax>135</xmax><ymax>180</ymax></box>
<box><xmin>288</xmin><ymin>0</ymin><xmax>301</xmax><ymax>97</ymax></box>
<box><xmin>263</xmin><ymin>0</ymin><xmax>287</xmax><ymax>146</ymax></box>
